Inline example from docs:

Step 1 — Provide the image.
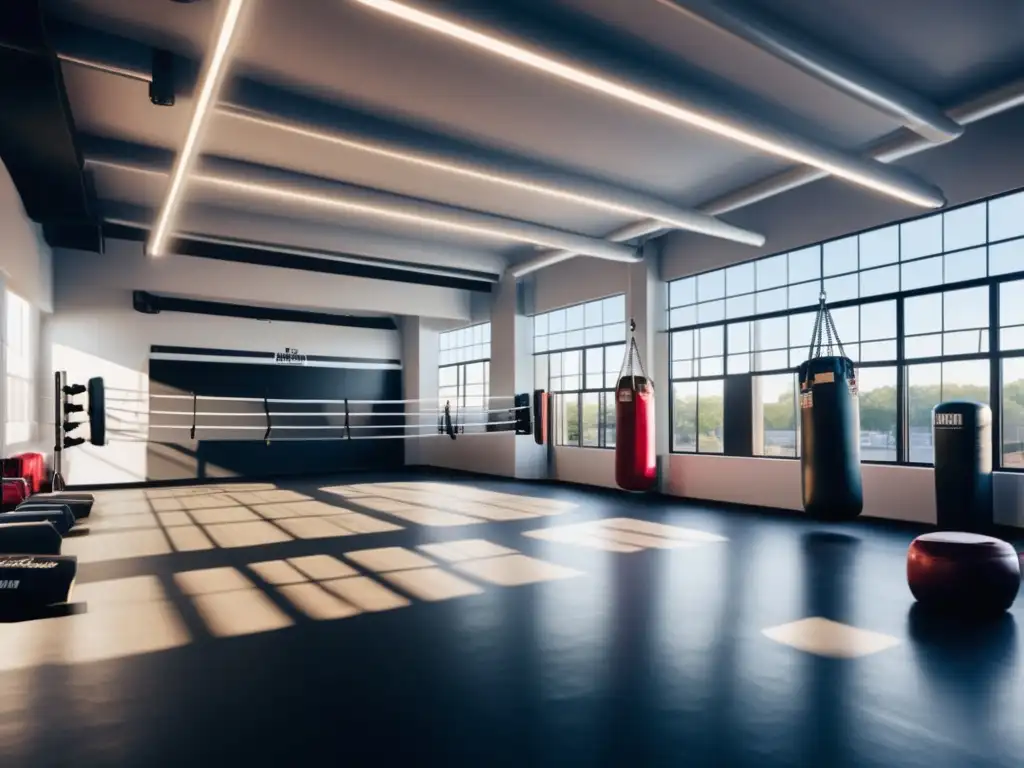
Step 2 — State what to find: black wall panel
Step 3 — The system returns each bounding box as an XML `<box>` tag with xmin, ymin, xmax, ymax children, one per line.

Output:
<box><xmin>147</xmin><ymin>357</ymin><xmax>404</xmax><ymax>480</ymax></box>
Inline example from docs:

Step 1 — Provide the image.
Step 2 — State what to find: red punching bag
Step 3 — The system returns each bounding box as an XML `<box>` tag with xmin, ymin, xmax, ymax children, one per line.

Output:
<box><xmin>615</xmin><ymin>321</ymin><xmax>656</xmax><ymax>491</ymax></box>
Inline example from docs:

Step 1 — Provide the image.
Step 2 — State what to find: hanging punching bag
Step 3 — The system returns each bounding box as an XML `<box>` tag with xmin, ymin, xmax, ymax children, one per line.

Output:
<box><xmin>615</xmin><ymin>321</ymin><xmax>657</xmax><ymax>492</ymax></box>
<box><xmin>799</xmin><ymin>293</ymin><xmax>863</xmax><ymax>520</ymax></box>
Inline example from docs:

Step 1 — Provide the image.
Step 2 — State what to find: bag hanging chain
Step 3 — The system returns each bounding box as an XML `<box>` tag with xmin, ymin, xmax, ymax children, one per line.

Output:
<box><xmin>618</xmin><ymin>319</ymin><xmax>650</xmax><ymax>389</ymax></box>
<box><xmin>806</xmin><ymin>291</ymin><xmax>847</xmax><ymax>361</ymax></box>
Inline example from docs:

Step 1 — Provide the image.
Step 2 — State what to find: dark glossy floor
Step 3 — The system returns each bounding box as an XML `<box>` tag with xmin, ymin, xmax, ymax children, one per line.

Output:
<box><xmin>1</xmin><ymin>471</ymin><xmax>1022</xmax><ymax>768</ymax></box>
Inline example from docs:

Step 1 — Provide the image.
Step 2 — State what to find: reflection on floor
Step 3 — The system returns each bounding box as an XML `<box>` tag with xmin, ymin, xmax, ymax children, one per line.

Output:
<box><xmin>523</xmin><ymin>516</ymin><xmax>728</xmax><ymax>552</ymax></box>
<box><xmin>64</xmin><ymin>483</ymin><xmax>404</xmax><ymax>564</ymax></box>
<box><xmin>321</xmin><ymin>481</ymin><xmax>576</xmax><ymax>525</ymax></box>
<box><xmin>1</xmin><ymin>474</ymin><xmax>1022</xmax><ymax>767</ymax></box>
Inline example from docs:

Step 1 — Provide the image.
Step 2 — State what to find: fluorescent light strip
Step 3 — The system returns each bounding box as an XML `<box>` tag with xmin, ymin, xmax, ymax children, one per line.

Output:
<box><xmin>224</xmin><ymin>108</ymin><xmax>758</xmax><ymax>243</ymax></box>
<box><xmin>148</xmin><ymin>0</ymin><xmax>248</xmax><ymax>257</ymax></box>
<box><xmin>351</xmin><ymin>0</ymin><xmax>941</xmax><ymax>208</ymax></box>
<box><xmin>195</xmin><ymin>174</ymin><xmax>556</xmax><ymax>246</ymax></box>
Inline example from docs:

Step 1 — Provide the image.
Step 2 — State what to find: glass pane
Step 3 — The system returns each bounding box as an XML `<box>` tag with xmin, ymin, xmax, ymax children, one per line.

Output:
<box><xmin>700</xmin><ymin>357</ymin><xmax>724</xmax><ymax>377</ymax></box>
<box><xmin>549</xmin><ymin>309</ymin><xmax>566</xmax><ymax>334</ymax></box>
<box><xmin>755</xmin><ymin>350</ymin><xmax>788</xmax><ymax>371</ymax></box>
<box><xmin>602</xmin><ymin>391</ymin><xmax>617</xmax><ymax>448</ymax></box>
<box><xmin>697</xmin><ymin>380</ymin><xmax>725</xmax><ymax>454</ymax></box>
<box><xmin>904</xmin><ymin>292</ymin><xmax>943</xmax><ymax>336</ymax></box>
<box><xmin>861</xmin><ymin>300</ymin><xmax>896</xmax><ymax>341</ymax></box>
<box><xmin>944</xmin><ymin>203</ymin><xmax>987</xmax><ymax>252</ymax></box>
<box><xmin>1002</xmin><ymin>358</ymin><xmax>1024</xmax><ymax>467</ymax></box>
<box><xmin>604</xmin><ymin>295</ymin><xmax>626</xmax><ymax>324</ymax></box>
<box><xmin>988</xmin><ymin>238</ymin><xmax>1024</xmax><ymax>276</ymax></box>
<box><xmin>672</xmin><ymin>330</ymin><xmax>695</xmax><ymax>360</ymax></box>
<box><xmin>944</xmin><ymin>246</ymin><xmax>986</xmax><ymax>285</ymax></box>
<box><xmin>726</xmin><ymin>293</ymin><xmax>755</xmax><ymax>319</ymax></box>
<box><xmin>788</xmin><ymin>311</ymin><xmax>817</xmax><ymax>351</ymax></box>
<box><xmin>439</xmin><ymin>366</ymin><xmax>458</xmax><ymax>387</ymax></box>
<box><xmin>944</xmin><ymin>330</ymin><xmax>987</xmax><ymax>356</ymax></box>
<box><xmin>698</xmin><ymin>300</ymin><xmax>726</xmax><ymax>324</ymax></box>
<box><xmin>472</xmin><ymin>324</ymin><xmax>484</xmax><ymax>344</ymax></box>
<box><xmin>726</xmin><ymin>262</ymin><xmax>755</xmax><ymax>296</ymax></box>
<box><xmin>907</xmin><ymin>363</ymin><xmax>941</xmax><ymax>464</ymax></box>
<box><xmin>858</xmin><ymin>366</ymin><xmax>897</xmax><ymax>462</ymax></box>
<box><xmin>563</xmin><ymin>350</ymin><xmax>581</xmax><ymax>376</ymax></box>
<box><xmin>565</xmin><ymin>304</ymin><xmax>584</xmax><ymax>330</ymax></box>
<box><xmin>901</xmin><ymin>255</ymin><xmax>942</xmax><ymax>291</ymax></box>
<box><xmin>581</xmin><ymin>392</ymin><xmax>600</xmax><ymax>447</ymax></box>
<box><xmin>755</xmin><ymin>288</ymin><xmax>787</xmax><ymax>314</ymax></box>
<box><xmin>823</xmin><ymin>272</ymin><xmax>858</xmax><ymax>303</ymax></box>
<box><xmin>823</xmin><ymin>236</ymin><xmax>858</xmax><ymax>276</ymax></box>
<box><xmin>672</xmin><ymin>361</ymin><xmax>694</xmax><ymax>379</ymax></box>
<box><xmin>830</xmin><ymin>305</ymin><xmax>860</xmax><ymax>344</ymax></box>
<box><xmin>753</xmin><ymin>373</ymin><xmax>796</xmax><ymax>457</ymax></box>
<box><xmin>534</xmin><ymin>353</ymin><xmax>548</xmax><ymax>391</ymax></box>
<box><xmin>859</xmin><ymin>226</ymin><xmax>899</xmax><ymax>269</ymax></box>
<box><xmin>439</xmin><ymin>332</ymin><xmax>450</xmax><ymax>350</ymax></box>
<box><xmin>585</xmin><ymin>326</ymin><xmax>603</xmax><ymax>346</ymax></box>
<box><xmin>728</xmin><ymin>352</ymin><xmax>751</xmax><ymax>374</ymax></box>
<box><xmin>560</xmin><ymin>394</ymin><xmax>580</xmax><ymax>446</ymax></box>
<box><xmin>585</xmin><ymin>348</ymin><xmax>602</xmax><ymax>389</ymax></box>
<box><xmin>698</xmin><ymin>270</ymin><xmax>726</xmax><ymax>302</ymax></box>
<box><xmin>672</xmin><ymin>381</ymin><xmax>698</xmax><ymax>452</ymax></box>
<box><xmin>989</xmin><ymin>191</ymin><xmax>1024</xmax><ymax>242</ymax></box>
<box><xmin>669</xmin><ymin>306</ymin><xmax>697</xmax><ymax>329</ymax></box>
<box><xmin>1001</xmin><ymin>280</ymin><xmax>1024</xmax><ymax>328</ymax></box>
<box><xmin>603</xmin><ymin>323</ymin><xmax>626</xmax><ymax>343</ymax></box>
<box><xmin>754</xmin><ymin>316</ymin><xmax>788</xmax><ymax>351</ymax></box>
<box><xmin>756</xmin><ymin>254</ymin><xmax>787</xmax><ymax>290</ymax></box>
<box><xmin>789</xmin><ymin>280</ymin><xmax>820</xmax><ymax>310</ymax></box>
<box><xmin>699</xmin><ymin>325</ymin><xmax>724</xmax><ymax>357</ymax></box>
<box><xmin>669</xmin><ymin>279</ymin><xmax>696</xmax><ymax>308</ymax></box>
<box><xmin>533</xmin><ymin>313</ymin><xmax>548</xmax><ymax>337</ymax></box>
<box><xmin>904</xmin><ymin>333</ymin><xmax>943</xmax><ymax>359</ymax></box>
<box><xmin>944</xmin><ymin>286</ymin><xmax>988</xmax><ymax>331</ymax></box>
<box><xmin>1000</xmin><ymin>326</ymin><xmax>1024</xmax><ymax>351</ymax></box>
<box><xmin>534</xmin><ymin>335</ymin><xmax>549</xmax><ymax>353</ymax></box>
<box><xmin>605</xmin><ymin>344</ymin><xmax>625</xmax><ymax>387</ymax></box>
<box><xmin>860</xmin><ymin>265</ymin><xmax>899</xmax><ymax>297</ymax></box>
<box><xmin>566</xmin><ymin>330</ymin><xmax>584</xmax><ymax>348</ymax></box>
<box><xmin>900</xmin><ymin>214</ymin><xmax>943</xmax><ymax>260</ymax></box>
<box><xmin>584</xmin><ymin>300</ymin><xmax>603</xmax><ymax>328</ymax></box>
<box><xmin>788</xmin><ymin>246</ymin><xmax>821</xmax><ymax>283</ymax></box>
<box><xmin>727</xmin><ymin>322</ymin><xmax>751</xmax><ymax>353</ymax></box>
<box><xmin>482</xmin><ymin>323</ymin><xmax>491</xmax><ymax>343</ymax></box>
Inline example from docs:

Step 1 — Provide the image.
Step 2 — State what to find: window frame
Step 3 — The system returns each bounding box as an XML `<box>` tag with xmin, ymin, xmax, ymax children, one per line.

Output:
<box><xmin>5</xmin><ymin>290</ymin><xmax>35</xmax><ymax>447</ymax></box>
<box><xmin>438</xmin><ymin>322</ymin><xmax>491</xmax><ymax>412</ymax></box>
<box><xmin>532</xmin><ymin>294</ymin><xmax>627</xmax><ymax>451</ymax></box>
<box><xmin>666</xmin><ymin>185</ymin><xmax>1024</xmax><ymax>471</ymax></box>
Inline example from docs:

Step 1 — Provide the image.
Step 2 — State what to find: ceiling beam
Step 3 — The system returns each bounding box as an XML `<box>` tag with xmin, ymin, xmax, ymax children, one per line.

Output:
<box><xmin>0</xmin><ymin>0</ymin><xmax>98</xmax><ymax>248</ymax></box>
<box><xmin>87</xmin><ymin>155</ymin><xmax>641</xmax><ymax>262</ymax></box>
<box><xmin>351</xmin><ymin>0</ymin><xmax>945</xmax><ymax>210</ymax></box>
<box><xmin>510</xmin><ymin>75</ymin><xmax>1024</xmax><ymax>278</ymax></box>
<box><xmin>654</xmin><ymin>0</ymin><xmax>962</xmax><ymax>142</ymax></box>
<box><xmin>52</xmin><ymin>44</ymin><xmax>764</xmax><ymax>249</ymax></box>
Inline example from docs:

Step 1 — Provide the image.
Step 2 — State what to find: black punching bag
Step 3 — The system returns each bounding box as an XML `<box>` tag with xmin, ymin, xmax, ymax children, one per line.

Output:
<box><xmin>798</xmin><ymin>294</ymin><xmax>864</xmax><ymax>520</ymax></box>
<box><xmin>933</xmin><ymin>401</ymin><xmax>993</xmax><ymax>532</ymax></box>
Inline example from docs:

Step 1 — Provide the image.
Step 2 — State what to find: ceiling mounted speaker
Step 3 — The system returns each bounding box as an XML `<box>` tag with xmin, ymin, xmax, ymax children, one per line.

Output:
<box><xmin>150</xmin><ymin>50</ymin><xmax>175</xmax><ymax>106</ymax></box>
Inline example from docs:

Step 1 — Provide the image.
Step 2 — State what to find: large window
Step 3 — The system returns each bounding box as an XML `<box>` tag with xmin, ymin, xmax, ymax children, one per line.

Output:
<box><xmin>5</xmin><ymin>291</ymin><xmax>34</xmax><ymax>446</ymax></box>
<box><xmin>438</xmin><ymin>322</ymin><xmax>490</xmax><ymax>409</ymax></box>
<box><xmin>534</xmin><ymin>295</ymin><xmax>625</xmax><ymax>448</ymax></box>
<box><xmin>667</xmin><ymin>187</ymin><xmax>1024</xmax><ymax>469</ymax></box>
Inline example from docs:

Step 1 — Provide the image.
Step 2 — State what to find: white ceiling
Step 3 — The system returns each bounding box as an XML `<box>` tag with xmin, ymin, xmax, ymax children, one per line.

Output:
<box><xmin>45</xmin><ymin>0</ymin><xmax>1024</xmax><ymax>280</ymax></box>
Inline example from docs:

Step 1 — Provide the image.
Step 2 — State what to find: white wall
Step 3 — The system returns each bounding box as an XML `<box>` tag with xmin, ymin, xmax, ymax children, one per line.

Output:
<box><xmin>0</xmin><ymin>158</ymin><xmax>54</xmax><ymax>459</ymax></box>
<box><xmin>50</xmin><ymin>257</ymin><xmax>400</xmax><ymax>485</ymax></box>
<box><xmin>56</xmin><ymin>239</ymin><xmax>474</xmax><ymax>322</ymax></box>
